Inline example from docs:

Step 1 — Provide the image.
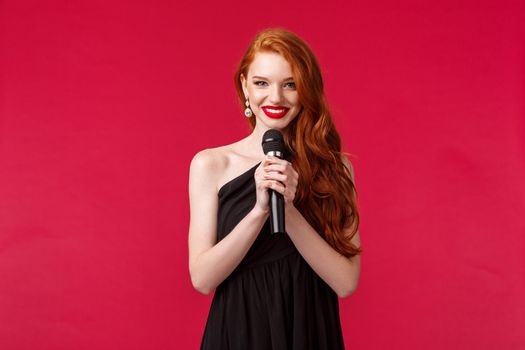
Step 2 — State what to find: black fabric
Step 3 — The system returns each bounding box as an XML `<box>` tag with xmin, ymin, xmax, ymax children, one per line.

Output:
<box><xmin>200</xmin><ymin>162</ymin><xmax>345</xmax><ymax>350</ymax></box>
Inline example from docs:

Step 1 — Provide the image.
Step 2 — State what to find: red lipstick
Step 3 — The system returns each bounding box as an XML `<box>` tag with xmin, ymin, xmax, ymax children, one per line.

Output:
<box><xmin>262</xmin><ymin>106</ymin><xmax>289</xmax><ymax>119</ymax></box>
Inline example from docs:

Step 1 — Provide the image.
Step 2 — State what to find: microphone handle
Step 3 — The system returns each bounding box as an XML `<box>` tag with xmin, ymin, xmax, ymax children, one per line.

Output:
<box><xmin>265</xmin><ymin>149</ymin><xmax>286</xmax><ymax>234</ymax></box>
<box><xmin>270</xmin><ymin>190</ymin><xmax>285</xmax><ymax>234</ymax></box>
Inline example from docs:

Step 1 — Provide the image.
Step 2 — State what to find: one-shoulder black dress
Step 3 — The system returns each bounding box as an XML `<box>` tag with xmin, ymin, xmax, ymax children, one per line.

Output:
<box><xmin>200</xmin><ymin>161</ymin><xmax>345</xmax><ymax>350</ymax></box>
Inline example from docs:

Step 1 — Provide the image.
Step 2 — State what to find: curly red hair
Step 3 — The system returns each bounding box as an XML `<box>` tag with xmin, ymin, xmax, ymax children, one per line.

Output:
<box><xmin>233</xmin><ymin>28</ymin><xmax>361</xmax><ymax>258</ymax></box>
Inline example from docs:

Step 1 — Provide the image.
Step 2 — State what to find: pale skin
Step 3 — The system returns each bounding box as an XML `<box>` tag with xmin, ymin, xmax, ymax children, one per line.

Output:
<box><xmin>188</xmin><ymin>51</ymin><xmax>360</xmax><ymax>297</ymax></box>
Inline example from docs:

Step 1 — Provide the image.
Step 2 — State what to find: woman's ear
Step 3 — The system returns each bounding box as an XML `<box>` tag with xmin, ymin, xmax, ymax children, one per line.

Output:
<box><xmin>240</xmin><ymin>74</ymin><xmax>248</xmax><ymax>96</ymax></box>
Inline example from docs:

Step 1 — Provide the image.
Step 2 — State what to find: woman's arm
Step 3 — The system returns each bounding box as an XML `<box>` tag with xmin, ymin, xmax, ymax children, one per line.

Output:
<box><xmin>264</xmin><ymin>155</ymin><xmax>361</xmax><ymax>298</ymax></box>
<box><xmin>188</xmin><ymin>150</ymin><xmax>269</xmax><ymax>295</ymax></box>
<box><xmin>285</xmin><ymin>207</ymin><xmax>360</xmax><ymax>298</ymax></box>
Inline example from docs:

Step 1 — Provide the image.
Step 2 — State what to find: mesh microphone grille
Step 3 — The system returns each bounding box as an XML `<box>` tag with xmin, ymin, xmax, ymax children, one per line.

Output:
<box><xmin>262</xmin><ymin>129</ymin><xmax>285</xmax><ymax>154</ymax></box>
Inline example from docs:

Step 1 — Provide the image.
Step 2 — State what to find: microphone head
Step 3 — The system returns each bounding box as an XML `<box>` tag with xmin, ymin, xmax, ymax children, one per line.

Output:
<box><xmin>262</xmin><ymin>129</ymin><xmax>285</xmax><ymax>155</ymax></box>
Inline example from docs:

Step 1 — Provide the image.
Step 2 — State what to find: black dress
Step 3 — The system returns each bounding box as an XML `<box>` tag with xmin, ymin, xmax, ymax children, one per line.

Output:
<box><xmin>200</xmin><ymin>161</ymin><xmax>345</xmax><ymax>350</ymax></box>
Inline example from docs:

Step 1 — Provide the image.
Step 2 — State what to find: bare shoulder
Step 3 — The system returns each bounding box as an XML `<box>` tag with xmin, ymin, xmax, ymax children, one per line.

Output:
<box><xmin>190</xmin><ymin>143</ymin><xmax>245</xmax><ymax>191</ymax></box>
<box><xmin>189</xmin><ymin>148</ymin><xmax>229</xmax><ymax>193</ymax></box>
<box><xmin>190</xmin><ymin>139</ymin><xmax>261</xmax><ymax>194</ymax></box>
<box><xmin>190</xmin><ymin>148</ymin><xmax>226</xmax><ymax>177</ymax></box>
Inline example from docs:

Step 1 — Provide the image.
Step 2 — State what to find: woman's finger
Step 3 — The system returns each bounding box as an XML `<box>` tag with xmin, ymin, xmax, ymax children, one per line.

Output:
<box><xmin>264</xmin><ymin>179</ymin><xmax>285</xmax><ymax>194</ymax></box>
<box><xmin>263</xmin><ymin>171</ymin><xmax>288</xmax><ymax>183</ymax></box>
<box><xmin>265</xmin><ymin>155</ymin><xmax>288</xmax><ymax>164</ymax></box>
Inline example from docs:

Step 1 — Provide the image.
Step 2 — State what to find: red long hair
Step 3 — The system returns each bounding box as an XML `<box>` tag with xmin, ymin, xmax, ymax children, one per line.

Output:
<box><xmin>233</xmin><ymin>28</ymin><xmax>361</xmax><ymax>258</ymax></box>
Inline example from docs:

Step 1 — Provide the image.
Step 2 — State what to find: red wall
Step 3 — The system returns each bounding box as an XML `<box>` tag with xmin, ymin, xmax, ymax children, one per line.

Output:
<box><xmin>1</xmin><ymin>0</ymin><xmax>524</xmax><ymax>349</ymax></box>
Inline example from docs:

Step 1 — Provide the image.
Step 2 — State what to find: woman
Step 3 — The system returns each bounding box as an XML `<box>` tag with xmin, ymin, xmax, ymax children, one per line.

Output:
<box><xmin>188</xmin><ymin>27</ymin><xmax>361</xmax><ymax>349</ymax></box>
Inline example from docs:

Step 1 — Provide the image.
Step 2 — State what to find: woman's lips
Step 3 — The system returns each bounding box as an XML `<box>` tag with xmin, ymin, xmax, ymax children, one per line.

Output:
<box><xmin>262</xmin><ymin>106</ymin><xmax>289</xmax><ymax>119</ymax></box>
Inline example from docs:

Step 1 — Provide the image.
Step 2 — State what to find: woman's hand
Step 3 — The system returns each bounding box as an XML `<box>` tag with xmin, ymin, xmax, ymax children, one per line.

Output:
<box><xmin>253</xmin><ymin>155</ymin><xmax>299</xmax><ymax>213</ymax></box>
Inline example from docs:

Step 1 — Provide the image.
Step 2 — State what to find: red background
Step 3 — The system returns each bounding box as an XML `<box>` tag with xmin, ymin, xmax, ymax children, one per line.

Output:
<box><xmin>1</xmin><ymin>0</ymin><xmax>524</xmax><ymax>349</ymax></box>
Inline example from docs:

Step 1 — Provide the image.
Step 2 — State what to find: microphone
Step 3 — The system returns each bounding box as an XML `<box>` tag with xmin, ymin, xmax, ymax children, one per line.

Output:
<box><xmin>262</xmin><ymin>129</ymin><xmax>286</xmax><ymax>234</ymax></box>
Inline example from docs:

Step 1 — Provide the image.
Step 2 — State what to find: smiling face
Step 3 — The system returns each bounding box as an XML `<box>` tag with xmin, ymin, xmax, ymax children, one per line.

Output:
<box><xmin>240</xmin><ymin>51</ymin><xmax>301</xmax><ymax>132</ymax></box>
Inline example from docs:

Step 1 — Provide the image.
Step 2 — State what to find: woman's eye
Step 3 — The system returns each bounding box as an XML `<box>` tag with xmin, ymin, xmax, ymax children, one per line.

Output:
<box><xmin>253</xmin><ymin>81</ymin><xmax>296</xmax><ymax>88</ymax></box>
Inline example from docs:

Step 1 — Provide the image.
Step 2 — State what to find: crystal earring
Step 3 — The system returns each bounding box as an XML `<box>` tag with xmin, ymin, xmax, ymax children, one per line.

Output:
<box><xmin>244</xmin><ymin>98</ymin><xmax>253</xmax><ymax>118</ymax></box>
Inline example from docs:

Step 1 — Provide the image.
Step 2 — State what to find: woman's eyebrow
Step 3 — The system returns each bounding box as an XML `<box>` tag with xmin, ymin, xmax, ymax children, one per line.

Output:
<box><xmin>252</xmin><ymin>75</ymin><xmax>294</xmax><ymax>81</ymax></box>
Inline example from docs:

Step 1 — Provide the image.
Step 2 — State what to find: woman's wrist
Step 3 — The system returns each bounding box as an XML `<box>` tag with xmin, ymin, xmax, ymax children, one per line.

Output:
<box><xmin>251</xmin><ymin>204</ymin><xmax>270</xmax><ymax>219</ymax></box>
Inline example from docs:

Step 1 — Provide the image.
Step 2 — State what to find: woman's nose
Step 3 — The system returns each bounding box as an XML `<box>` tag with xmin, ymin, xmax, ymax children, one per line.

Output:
<box><xmin>269</xmin><ymin>85</ymin><xmax>284</xmax><ymax>104</ymax></box>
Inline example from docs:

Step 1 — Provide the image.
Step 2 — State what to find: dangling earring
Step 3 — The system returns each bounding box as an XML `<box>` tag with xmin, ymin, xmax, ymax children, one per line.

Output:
<box><xmin>244</xmin><ymin>98</ymin><xmax>253</xmax><ymax>118</ymax></box>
